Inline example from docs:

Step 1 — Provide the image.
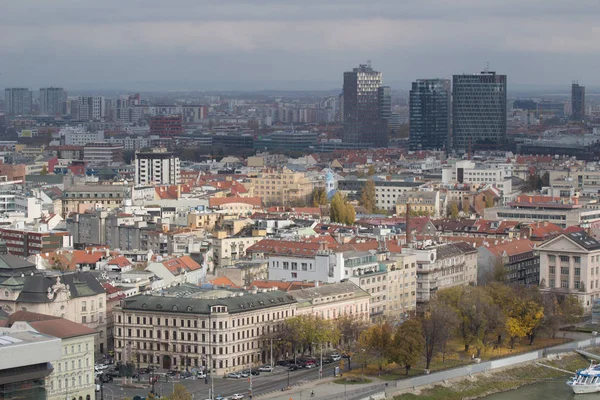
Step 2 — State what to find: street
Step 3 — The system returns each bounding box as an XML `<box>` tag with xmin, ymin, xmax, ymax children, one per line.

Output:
<box><xmin>98</xmin><ymin>361</ymin><xmax>343</xmax><ymax>400</ymax></box>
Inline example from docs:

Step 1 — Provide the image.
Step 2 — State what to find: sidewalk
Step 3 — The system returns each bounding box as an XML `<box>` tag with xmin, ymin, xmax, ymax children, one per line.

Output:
<box><xmin>257</xmin><ymin>376</ymin><xmax>386</xmax><ymax>400</ymax></box>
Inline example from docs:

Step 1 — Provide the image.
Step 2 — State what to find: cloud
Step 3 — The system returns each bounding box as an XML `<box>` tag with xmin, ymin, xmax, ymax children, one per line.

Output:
<box><xmin>1</xmin><ymin>0</ymin><xmax>600</xmax><ymax>88</ymax></box>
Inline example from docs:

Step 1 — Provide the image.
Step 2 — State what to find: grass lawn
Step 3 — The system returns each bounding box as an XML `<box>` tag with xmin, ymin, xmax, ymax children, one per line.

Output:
<box><xmin>333</xmin><ymin>376</ymin><xmax>372</xmax><ymax>385</ymax></box>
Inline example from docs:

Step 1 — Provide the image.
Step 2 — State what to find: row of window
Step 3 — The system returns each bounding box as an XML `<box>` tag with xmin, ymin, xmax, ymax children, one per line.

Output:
<box><xmin>121</xmin><ymin>311</ymin><xmax>290</xmax><ymax>328</ymax></box>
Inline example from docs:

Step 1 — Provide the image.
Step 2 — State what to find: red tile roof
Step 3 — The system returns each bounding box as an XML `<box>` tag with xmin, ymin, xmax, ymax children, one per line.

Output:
<box><xmin>209</xmin><ymin>196</ymin><xmax>262</xmax><ymax>208</ymax></box>
<box><xmin>484</xmin><ymin>238</ymin><xmax>536</xmax><ymax>257</ymax></box>
<box><xmin>209</xmin><ymin>276</ymin><xmax>239</xmax><ymax>288</ymax></box>
<box><xmin>7</xmin><ymin>311</ymin><xmax>96</xmax><ymax>339</ymax></box>
<box><xmin>247</xmin><ymin>238</ymin><xmax>337</xmax><ymax>257</ymax></box>
<box><xmin>160</xmin><ymin>255</ymin><xmax>202</xmax><ymax>276</ymax></box>
<box><xmin>108</xmin><ymin>256</ymin><xmax>132</xmax><ymax>268</ymax></box>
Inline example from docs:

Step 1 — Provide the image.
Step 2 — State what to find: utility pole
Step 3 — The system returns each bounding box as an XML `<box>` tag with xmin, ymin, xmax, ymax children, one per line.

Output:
<box><xmin>249</xmin><ymin>362</ymin><xmax>253</xmax><ymax>399</ymax></box>
<box><xmin>319</xmin><ymin>343</ymin><xmax>323</xmax><ymax>379</ymax></box>
<box><xmin>270</xmin><ymin>337</ymin><xmax>273</xmax><ymax>369</ymax></box>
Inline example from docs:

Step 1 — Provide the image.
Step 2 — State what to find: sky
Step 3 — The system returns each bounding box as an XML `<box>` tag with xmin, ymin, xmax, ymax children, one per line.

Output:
<box><xmin>1</xmin><ymin>0</ymin><xmax>600</xmax><ymax>91</ymax></box>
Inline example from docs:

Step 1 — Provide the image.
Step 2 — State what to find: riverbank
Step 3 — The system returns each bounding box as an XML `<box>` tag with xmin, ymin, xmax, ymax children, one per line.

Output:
<box><xmin>393</xmin><ymin>351</ymin><xmax>591</xmax><ymax>400</ymax></box>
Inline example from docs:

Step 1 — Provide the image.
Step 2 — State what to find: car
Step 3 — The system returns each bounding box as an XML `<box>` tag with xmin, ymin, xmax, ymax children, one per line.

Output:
<box><xmin>242</xmin><ymin>369</ymin><xmax>260</xmax><ymax>376</ymax></box>
<box><xmin>259</xmin><ymin>365</ymin><xmax>273</xmax><ymax>372</ymax></box>
<box><xmin>323</xmin><ymin>358</ymin><xmax>332</xmax><ymax>364</ymax></box>
<box><xmin>197</xmin><ymin>372</ymin><xmax>207</xmax><ymax>379</ymax></box>
<box><xmin>181</xmin><ymin>371</ymin><xmax>193</xmax><ymax>379</ymax></box>
<box><xmin>95</xmin><ymin>384</ymin><xmax>100</xmax><ymax>392</ymax></box>
<box><xmin>277</xmin><ymin>360</ymin><xmax>290</xmax><ymax>367</ymax></box>
<box><xmin>231</xmin><ymin>395</ymin><xmax>244</xmax><ymax>400</ymax></box>
<box><xmin>330</xmin><ymin>353</ymin><xmax>342</xmax><ymax>361</ymax></box>
<box><xmin>99</xmin><ymin>374</ymin><xmax>113</xmax><ymax>383</ymax></box>
<box><xmin>305</xmin><ymin>363</ymin><xmax>316</xmax><ymax>369</ymax></box>
<box><xmin>239</xmin><ymin>371</ymin><xmax>249</xmax><ymax>378</ymax></box>
<box><xmin>288</xmin><ymin>364</ymin><xmax>300</xmax><ymax>371</ymax></box>
<box><xmin>227</xmin><ymin>372</ymin><xmax>242</xmax><ymax>379</ymax></box>
<box><xmin>94</xmin><ymin>365</ymin><xmax>108</xmax><ymax>372</ymax></box>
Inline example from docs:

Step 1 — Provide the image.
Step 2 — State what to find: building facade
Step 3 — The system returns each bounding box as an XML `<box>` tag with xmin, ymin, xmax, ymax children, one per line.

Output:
<box><xmin>572</xmin><ymin>82</ymin><xmax>586</xmax><ymax>121</ymax></box>
<box><xmin>150</xmin><ymin>115</ymin><xmax>183</xmax><ymax>137</ymax></box>
<box><xmin>452</xmin><ymin>71</ymin><xmax>507</xmax><ymax>151</ymax></box>
<box><xmin>248</xmin><ymin>168</ymin><xmax>314</xmax><ymax>206</ymax></box>
<box><xmin>538</xmin><ymin>231</ymin><xmax>600</xmax><ymax>310</ymax></box>
<box><xmin>77</xmin><ymin>97</ymin><xmax>105</xmax><ymax>121</ymax></box>
<box><xmin>134</xmin><ymin>150</ymin><xmax>181</xmax><ymax>186</ymax></box>
<box><xmin>113</xmin><ymin>290</ymin><xmax>297</xmax><ymax>374</ymax></box>
<box><xmin>342</xmin><ymin>64</ymin><xmax>388</xmax><ymax>147</ymax></box>
<box><xmin>5</xmin><ymin>88</ymin><xmax>33</xmax><ymax>115</ymax></box>
<box><xmin>409</xmin><ymin>79</ymin><xmax>451</xmax><ymax>150</ymax></box>
<box><xmin>7</xmin><ymin>312</ymin><xmax>97</xmax><ymax>400</ymax></box>
<box><xmin>40</xmin><ymin>87</ymin><xmax>67</xmax><ymax>116</ymax></box>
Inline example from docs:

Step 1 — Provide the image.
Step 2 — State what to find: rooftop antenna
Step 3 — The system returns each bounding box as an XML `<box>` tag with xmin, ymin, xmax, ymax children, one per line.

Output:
<box><xmin>367</xmin><ymin>59</ymin><xmax>372</xmax><ymax>68</ymax></box>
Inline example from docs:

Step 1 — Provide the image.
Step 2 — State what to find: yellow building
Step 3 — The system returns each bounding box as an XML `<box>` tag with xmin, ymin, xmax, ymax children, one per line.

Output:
<box><xmin>248</xmin><ymin>168</ymin><xmax>314</xmax><ymax>206</ymax></box>
<box><xmin>395</xmin><ymin>190</ymin><xmax>441</xmax><ymax>217</ymax></box>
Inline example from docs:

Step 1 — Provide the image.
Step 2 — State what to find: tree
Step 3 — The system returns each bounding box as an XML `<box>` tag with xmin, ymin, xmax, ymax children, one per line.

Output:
<box><xmin>485</xmin><ymin>195</ymin><xmax>494</xmax><ymax>208</ymax></box>
<box><xmin>330</xmin><ymin>192</ymin><xmax>355</xmax><ymax>225</ymax></box>
<box><xmin>40</xmin><ymin>165</ymin><xmax>48</xmax><ymax>175</ymax></box>
<box><xmin>391</xmin><ymin>319</ymin><xmax>424</xmax><ymax>376</ymax></box>
<box><xmin>359</xmin><ymin>180</ymin><xmax>376</xmax><ymax>213</ymax></box>
<box><xmin>358</xmin><ymin>323</ymin><xmax>393</xmax><ymax>371</ymax></box>
<box><xmin>448</xmin><ymin>201</ymin><xmax>459</xmax><ymax>219</ymax></box>
<box><xmin>368</xmin><ymin>165</ymin><xmax>376</xmax><ymax>176</ymax></box>
<box><xmin>312</xmin><ymin>187</ymin><xmax>327</xmax><ymax>207</ymax></box>
<box><xmin>422</xmin><ymin>301</ymin><xmax>458</xmax><ymax>369</ymax></box>
<box><xmin>165</xmin><ymin>384</ymin><xmax>192</xmax><ymax>400</ymax></box>
<box><xmin>461</xmin><ymin>201</ymin><xmax>470</xmax><ymax>214</ymax></box>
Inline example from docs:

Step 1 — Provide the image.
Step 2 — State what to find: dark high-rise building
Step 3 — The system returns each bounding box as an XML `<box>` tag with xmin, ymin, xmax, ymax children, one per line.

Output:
<box><xmin>4</xmin><ymin>88</ymin><xmax>32</xmax><ymax>115</ymax></box>
<box><xmin>409</xmin><ymin>79</ymin><xmax>451</xmax><ymax>150</ymax></box>
<box><xmin>39</xmin><ymin>87</ymin><xmax>67</xmax><ymax>116</ymax></box>
<box><xmin>452</xmin><ymin>71</ymin><xmax>507</xmax><ymax>151</ymax></box>
<box><xmin>342</xmin><ymin>64</ymin><xmax>388</xmax><ymax>147</ymax></box>
<box><xmin>378</xmin><ymin>86</ymin><xmax>392</xmax><ymax>120</ymax></box>
<box><xmin>571</xmin><ymin>82</ymin><xmax>585</xmax><ymax>121</ymax></box>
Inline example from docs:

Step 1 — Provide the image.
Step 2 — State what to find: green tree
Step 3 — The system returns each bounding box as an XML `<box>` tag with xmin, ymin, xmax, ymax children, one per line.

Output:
<box><xmin>330</xmin><ymin>192</ymin><xmax>355</xmax><ymax>225</ymax></box>
<box><xmin>359</xmin><ymin>180</ymin><xmax>376</xmax><ymax>213</ymax></box>
<box><xmin>359</xmin><ymin>323</ymin><xmax>393</xmax><ymax>371</ymax></box>
<box><xmin>40</xmin><ymin>165</ymin><xmax>48</xmax><ymax>175</ymax></box>
<box><xmin>448</xmin><ymin>201</ymin><xmax>459</xmax><ymax>219</ymax></box>
<box><xmin>312</xmin><ymin>187</ymin><xmax>327</xmax><ymax>207</ymax></box>
<box><xmin>391</xmin><ymin>318</ymin><xmax>425</xmax><ymax>375</ymax></box>
<box><xmin>485</xmin><ymin>195</ymin><xmax>495</xmax><ymax>208</ymax></box>
<box><xmin>422</xmin><ymin>300</ymin><xmax>458</xmax><ymax>369</ymax></box>
<box><xmin>367</xmin><ymin>165</ymin><xmax>376</xmax><ymax>176</ymax></box>
<box><xmin>165</xmin><ymin>384</ymin><xmax>192</xmax><ymax>400</ymax></box>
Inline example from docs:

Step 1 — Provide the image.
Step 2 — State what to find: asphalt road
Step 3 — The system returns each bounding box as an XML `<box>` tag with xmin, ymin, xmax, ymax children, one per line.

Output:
<box><xmin>98</xmin><ymin>361</ymin><xmax>343</xmax><ymax>400</ymax></box>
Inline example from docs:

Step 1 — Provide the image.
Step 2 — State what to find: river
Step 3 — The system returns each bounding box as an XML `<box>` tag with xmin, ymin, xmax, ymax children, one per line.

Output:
<box><xmin>484</xmin><ymin>378</ymin><xmax>600</xmax><ymax>399</ymax></box>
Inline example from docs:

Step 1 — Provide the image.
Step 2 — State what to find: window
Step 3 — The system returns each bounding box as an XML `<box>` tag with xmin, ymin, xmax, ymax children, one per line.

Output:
<box><xmin>81</xmin><ymin>301</ymin><xmax>87</xmax><ymax>312</ymax></box>
<box><xmin>561</xmin><ymin>280</ymin><xmax>569</xmax><ymax>288</ymax></box>
<box><xmin>575</xmin><ymin>268</ymin><xmax>581</xmax><ymax>276</ymax></box>
<box><xmin>561</xmin><ymin>267</ymin><xmax>569</xmax><ymax>275</ymax></box>
<box><xmin>549</xmin><ymin>266</ymin><xmax>555</xmax><ymax>275</ymax></box>
<box><xmin>549</xmin><ymin>279</ymin><xmax>555</xmax><ymax>288</ymax></box>
<box><xmin>560</xmin><ymin>255</ymin><xmax>570</xmax><ymax>263</ymax></box>
<box><xmin>574</xmin><ymin>256</ymin><xmax>581</xmax><ymax>264</ymax></box>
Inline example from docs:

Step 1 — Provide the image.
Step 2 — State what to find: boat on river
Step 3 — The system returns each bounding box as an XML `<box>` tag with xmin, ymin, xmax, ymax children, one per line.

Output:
<box><xmin>567</xmin><ymin>362</ymin><xmax>600</xmax><ymax>394</ymax></box>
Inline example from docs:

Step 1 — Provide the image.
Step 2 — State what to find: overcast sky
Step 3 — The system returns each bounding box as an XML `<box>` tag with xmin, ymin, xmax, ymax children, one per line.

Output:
<box><xmin>1</xmin><ymin>0</ymin><xmax>599</xmax><ymax>91</ymax></box>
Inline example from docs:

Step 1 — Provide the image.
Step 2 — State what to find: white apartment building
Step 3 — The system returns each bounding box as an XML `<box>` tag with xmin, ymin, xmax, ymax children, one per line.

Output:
<box><xmin>134</xmin><ymin>150</ymin><xmax>181</xmax><ymax>185</ymax></box>
<box><xmin>77</xmin><ymin>96</ymin><xmax>105</xmax><ymax>121</ymax></box>
<box><xmin>442</xmin><ymin>160</ymin><xmax>512</xmax><ymax>185</ymax></box>
<box><xmin>62</xmin><ymin>126</ymin><xmax>105</xmax><ymax>146</ymax></box>
<box><xmin>407</xmin><ymin>241</ymin><xmax>478</xmax><ymax>306</ymax></box>
<box><xmin>538</xmin><ymin>231</ymin><xmax>600</xmax><ymax>310</ymax></box>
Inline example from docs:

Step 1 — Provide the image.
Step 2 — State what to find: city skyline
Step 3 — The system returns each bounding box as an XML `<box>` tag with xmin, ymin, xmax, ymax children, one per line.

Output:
<box><xmin>2</xmin><ymin>1</ymin><xmax>600</xmax><ymax>90</ymax></box>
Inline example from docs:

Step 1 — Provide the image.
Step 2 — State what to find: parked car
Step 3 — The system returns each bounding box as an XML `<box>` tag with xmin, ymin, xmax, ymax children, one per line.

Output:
<box><xmin>197</xmin><ymin>372</ymin><xmax>207</xmax><ymax>379</ymax></box>
<box><xmin>242</xmin><ymin>369</ymin><xmax>260</xmax><ymax>376</ymax></box>
<box><xmin>288</xmin><ymin>364</ymin><xmax>300</xmax><ymax>371</ymax></box>
<box><xmin>239</xmin><ymin>371</ymin><xmax>249</xmax><ymax>378</ymax></box>
<box><xmin>231</xmin><ymin>394</ymin><xmax>244</xmax><ymax>400</ymax></box>
<box><xmin>305</xmin><ymin>363</ymin><xmax>316</xmax><ymax>369</ymax></box>
<box><xmin>181</xmin><ymin>371</ymin><xmax>193</xmax><ymax>379</ymax></box>
<box><xmin>259</xmin><ymin>365</ymin><xmax>273</xmax><ymax>372</ymax></box>
<box><xmin>99</xmin><ymin>374</ymin><xmax>113</xmax><ymax>383</ymax></box>
<box><xmin>95</xmin><ymin>384</ymin><xmax>100</xmax><ymax>392</ymax></box>
<box><xmin>277</xmin><ymin>360</ymin><xmax>290</xmax><ymax>367</ymax></box>
<box><xmin>227</xmin><ymin>372</ymin><xmax>242</xmax><ymax>379</ymax></box>
<box><xmin>330</xmin><ymin>353</ymin><xmax>342</xmax><ymax>361</ymax></box>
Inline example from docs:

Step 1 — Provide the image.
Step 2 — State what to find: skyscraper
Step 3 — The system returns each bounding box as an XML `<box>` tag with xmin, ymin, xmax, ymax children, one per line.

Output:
<box><xmin>452</xmin><ymin>71</ymin><xmax>507</xmax><ymax>151</ymax></box>
<box><xmin>409</xmin><ymin>79</ymin><xmax>451</xmax><ymax>150</ymax></box>
<box><xmin>39</xmin><ymin>87</ymin><xmax>67</xmax><ymax>116</ymax></box>
<box><xmin>343</xmin><ymin>63</ymin><xmax>388</xmax><ymax>147</ymax></box>
<box><xmin>4</xmin><ymin>88</ymin><xmax>32</xmax><ymax>115</ymax></box>
<box><xmin>571</xmin><ymin>82</ymin><xmax>585</xmax><ymax>121</ymax></box>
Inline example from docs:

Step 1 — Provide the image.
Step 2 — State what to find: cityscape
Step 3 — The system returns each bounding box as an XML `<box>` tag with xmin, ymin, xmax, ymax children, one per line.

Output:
<box><xmin>3</xmin><ymin>2</ymin><xmax>600</xmax><ymax>400</ymax></box>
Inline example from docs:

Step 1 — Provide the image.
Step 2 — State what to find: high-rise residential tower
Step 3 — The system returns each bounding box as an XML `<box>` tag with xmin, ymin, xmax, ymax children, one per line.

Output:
<box><xmin>409</xmin><ymin>79</ymin><xmax>451</xmax><ymax>150</ymax></box>
<box><xmin>76</xmin><ymin>96</ymin><xmax>105</xmax><ymax>120</ymax></box>
<box><xmin>135</xmin><ymin>149</ymin><xmax>180</xmax><ymax>185</ymax></box>
<box><xmin>571</xmin><ymin>82</ymin><xmax>585</xmax><ymax>121</ymax></box>
<box><xmin>342</xmin><ymin>63</ymin><xmax>388</xmax><ymax>147</ymax></box>
<box><xmin>4</xmin><ymin>88</ymin><xmax>32</xmax><ymax>115</ymax></box>
<box><xmin>452</xmin><ymin>71</ymin><xmax>507</xmax><ymax>151</ymax></box>
<box><xmin>39</xmin><ymin>87</ymin><xmax>67</xmax><ymax>116</ymax></box>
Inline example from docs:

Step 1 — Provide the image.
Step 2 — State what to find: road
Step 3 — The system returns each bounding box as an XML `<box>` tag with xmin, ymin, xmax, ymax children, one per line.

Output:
<box><xmin>98</xmin><ymin>361</ymin><xmax>343</xmax><ymax>400</ymax></box>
